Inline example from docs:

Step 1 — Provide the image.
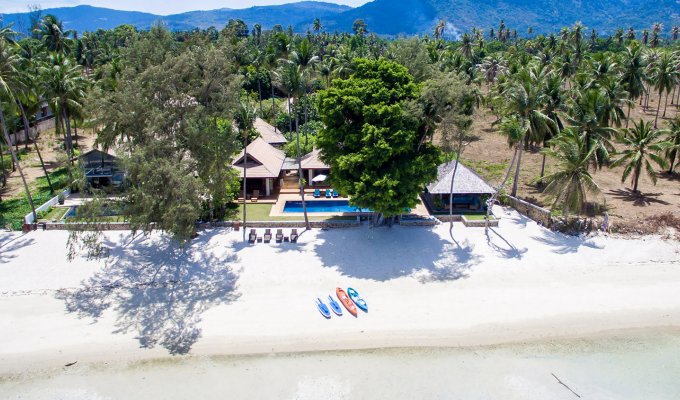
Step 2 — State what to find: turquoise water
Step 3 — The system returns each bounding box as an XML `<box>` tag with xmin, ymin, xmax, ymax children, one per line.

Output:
<box><xmin>283</xmin><ymin>200</ymin><xmax>370</xmax><ymax>213</ymax></box>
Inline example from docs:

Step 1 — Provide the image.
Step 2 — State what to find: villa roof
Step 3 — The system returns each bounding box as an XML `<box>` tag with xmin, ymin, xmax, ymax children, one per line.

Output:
<box><xmin>232</xmin><ymin>137</ymin><xmax>286</xmax><ymax>179</ymax></box>
<box><xmin>300</xmin><ymin>148</ymin><xmax>330</xmax><ymax>170</ymax></box>
<box><xmin>427</xmin><ymin>161</ymin><xmax>495</xmax><ymax>195</ymax></box>
<box><xmin>254</xmin><ymin>117</ymin><xmax>287</xmax><ymax>145</ymax></box>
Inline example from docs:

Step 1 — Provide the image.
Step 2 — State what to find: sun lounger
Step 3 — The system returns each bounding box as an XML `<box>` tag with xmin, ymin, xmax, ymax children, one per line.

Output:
<box><xmin>314</xmin><ymin>189</ymin><xmax>321</xmax><ymax>198</ymax></box>
<box><xmin>264</xmin><ymin>228</ymin><xmax>272</xmax><ymax>243</ymax></box>
<box><xmin>248</xmin><ymin>229</ymin><xmax>256</xmax><ymax>243</ymax></box>
<box><xmin>325</xmin><ymin>189</ymin><xmax>332</xmax><ymax>198</ymax></box>
<box><xmin>276</xmin><ymin>229</ymin><xmax>283</xmax><ymax>242</ymax></box>
<box><xmin>332</xmin><ymin>189</ymin><xmax>339</xmax><ymax>198</ymax></box>
<box><xmin>290</xmin><ymin>228</ymin><xmax>299</xmax><ymax>243</ymax></box>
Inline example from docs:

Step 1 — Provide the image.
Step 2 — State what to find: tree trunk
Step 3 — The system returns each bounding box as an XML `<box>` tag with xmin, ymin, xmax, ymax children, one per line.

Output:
<box><xmin>654</xmin><ymin>90</ymin><xmax>662</xmax><ymax>128</ymax></box>
<box><xmin>303</xmin><ymin>87</ymin><xmax>309</xmax><ymax>148</ymax></box>
<box><xmin>18</xmin><ymin>103</ymin><xmax>53</xmax><ymax>195</ymax></box>
<box><xmin>626</xmin><ymin>102</ymin><xmax>632</xmax><ymax>128</ymax></box>
<box><xmin>257</xmin><ymin>77</ymin><xmax>263</xmax><ymax>117</ymax></box>
<box><xmin>448</xmin><ymin>137</ymin><xmax>464</xmax><ymax>220</ymax></box>
<box><xmin>73</xmin><ymin>118</ymin><xmax>78</xmax><ymax>148</ymax></box>
<box><xmin>295</xmin><ymin>103</ymin><xmax>310</xmax><ymax>230</ymax></box>
<box><xmin>0</xmin><ymin>108</ymin><xmax>37</xmax><ymax>224</ymax></box>
<box><xmin>663</xmin><ymin>91</ymin><xmax>670</xmax><ymax>118</ymax></box>
<box><xmin>632</xmin><ymin>162</ymin><xmax>640</xmax><ymax>193</ymax></box>
<box><xmin>539</xmin><ymin>152</ymin><xmax>547</xmax><ymax>183</ymax></box>
<box><xmin>63</xmin><ymin>109</ymin><xmax>74</xmax><ymax>159</ymax></box>
<box><xmin>271</xmin><ymin>80</ymin><xmax>277</xmax><ymax>133</ymax></box>
<box><xmin>242</xmin><ymin>131</ymin><xmax>248</xmax><ymax>241</ymax></box>
<box><xmin>511</xmin><ymin>145</ymin><xmax>523</xmax><ymax>197</ymax></box>
<box><xmin>287</xmin><ymin>97</ymin><xmax>293</xmax><ymax>140</ymax></box>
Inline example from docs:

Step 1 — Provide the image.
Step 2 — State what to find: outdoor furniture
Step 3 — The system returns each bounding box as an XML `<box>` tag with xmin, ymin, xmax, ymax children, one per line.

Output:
<box><xmin>263</xmin><ymin>228</ymin><xmax>272</xmax><ymax>243</ymax></box>
<box><xmin>314</xmin><ymin>189</ymin><xmax>321</xmax><ymax>198</ymax></box>
<box><xmin>252</xmin><ymin>189</ymin><xmax>259</xmax><ymax>203</ymax></box>
<box><xmin>275</xmin><ymin>229</ymin><xmax>284</xmax><ymax>242</ymax></box>
<box><xmin>290</xmin><ymin>229</ymin><xmax>299</xmax><ymax>243</ymax></box>
<box><xmin>248</xmin><ymin>229</ymin><xmax>257</xmax><ymax>243</ymax></box>
<box><xmin>332</xmin><ymin>189</ymin><xmax>339</xmax><ymax>198</ymax></box>
<box><xmin>325</xmin><ymin>189</ymin><xmax>332</xmax><ymax>198</ymax></box>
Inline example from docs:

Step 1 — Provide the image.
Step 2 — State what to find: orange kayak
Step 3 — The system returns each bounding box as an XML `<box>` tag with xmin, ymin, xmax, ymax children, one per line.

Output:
<box><xmin>336</xmin><ymin>288</ymin><xmax>358</xmax><ymax>317</ymax></box>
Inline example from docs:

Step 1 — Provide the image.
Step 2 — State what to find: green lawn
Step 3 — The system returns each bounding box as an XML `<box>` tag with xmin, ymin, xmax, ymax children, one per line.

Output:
<box><xmin>463</xmin><ymin>214</ymin><xmax>494</xmax><ymax>221</ymax></box>
<box><xmin>1</xmin><ymin>168</ymin><xmax>70</xmax><ymax>230</ymax></box>
<box><xmin>232</xmin><ymin>203</ymin><xmax>356</xmax><ymax>222</ymax></box>
<box><xmin>37</xmin><ymin>206</ymin><xmax>68</xmax><ymax>222</ymax></box>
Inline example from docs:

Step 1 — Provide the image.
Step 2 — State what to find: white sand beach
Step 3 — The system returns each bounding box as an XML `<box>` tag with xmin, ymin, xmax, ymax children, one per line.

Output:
<box><xmin>1</xmin><ymin>206</ymin><xmax>680</xmax><ymax>396</ymax></box>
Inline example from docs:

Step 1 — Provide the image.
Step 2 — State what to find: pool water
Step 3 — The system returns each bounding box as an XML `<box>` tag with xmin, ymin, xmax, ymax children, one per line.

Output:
<box><xmin>283</xmin><ymin>200</ymin><xmax>371</xmax><ymax>213</ymax></box>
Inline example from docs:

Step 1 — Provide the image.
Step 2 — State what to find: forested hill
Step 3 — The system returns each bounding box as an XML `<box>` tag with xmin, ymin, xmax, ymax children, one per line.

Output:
<box><xmin>317</xmin><ymin>0</ymin><xmax>680</xmax><ymax>36</ymax></box>
<box><xmin>0</xmin><ymin>2</ymin><xmax>351</xmax><ymax>34</ymax></box>
<box><xmin>1</xmin><ymin>0</ymin><xmax>679</xmax><ymax>36</ymax></box>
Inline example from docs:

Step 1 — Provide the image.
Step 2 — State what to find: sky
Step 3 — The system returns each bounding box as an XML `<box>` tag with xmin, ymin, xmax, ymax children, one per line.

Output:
<box><xmin>0</xmin><ymin>0</ymin><xmax>371</xmax><ymax>15</ymax></box>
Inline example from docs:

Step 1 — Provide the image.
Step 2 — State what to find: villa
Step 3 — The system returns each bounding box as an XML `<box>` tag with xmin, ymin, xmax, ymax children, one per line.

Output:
<box><xmin>79</xmin><ymin>149</ymin><xmax>125</xmax><ymax>189</ymax></box>
<box><xmin>232</xmin><ymin>121</ymin><xmax>330</xmax><ymax>199</ymax></box>
<box><xmin>423</xmin><ymin>160</ymin><xmax>495</xmax><ymax>214</ymax></box>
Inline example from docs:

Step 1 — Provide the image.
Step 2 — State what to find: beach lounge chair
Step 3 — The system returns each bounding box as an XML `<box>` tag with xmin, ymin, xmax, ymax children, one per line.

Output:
<box><xmin>325</xmin><ymin>189</ymin><xmax>332</xmax><ymax>198</ymax></box>
<box><xmin>332</xmin><ymin>189</ymin><xmax>339</xmax><ymax>198</ymax></box>
<box><xmin>248</xmin><ymin>229</ymin><xmax>257</xmax><ymax>243</ymax></box>
<box><xmin>314</xmin><ymin>189</ymin><xmax>321</xmax><ymax>198</ymax></box>
<box><xmin>263</xmin><ymin>228</ymin><xmax>272</xmax><ymax>243</ymax></box>
<box><xmin>290</xmin><ymin>229</ymin><xmax>299</xmax><ymax>243</ymax></box>
<box><xmin>275</xmin><ymin>229</ymin><xmax>284</xmax><ymax>242</ymax></box>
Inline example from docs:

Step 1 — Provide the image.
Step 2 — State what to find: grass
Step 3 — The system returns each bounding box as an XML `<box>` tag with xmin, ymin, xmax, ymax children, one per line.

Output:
<box><xmin>463</xmin><ymin>214</ymin><xmax>494</xmax><ymax>221</ymax></box>
<box><xmin>37</xmin><ymin>206</ymin><xmax>68</xmax><ymax>222</ymax></box>
<box><xmin>0</xmin><ymin>167</ymin><xmax>70</xmax><ymax>230</ymax></box>
<box><xmin>463</xmin><ymin>159</ymin><xmax>509</xmax><ymax>184</ymax></box>
<box><xmin>231</xmin><ymin>203</ymin><xmax>356</xmax><ymax>222</ymax></box>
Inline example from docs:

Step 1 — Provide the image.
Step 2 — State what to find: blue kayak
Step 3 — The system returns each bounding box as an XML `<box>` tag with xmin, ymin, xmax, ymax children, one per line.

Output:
<box><xmin>328</xmin><ymin>295</ymin><xmax>343</xmax><ymax>316</ymax></box>
<box><xmin>347</xmin><ymin>287</ymin><xmax>368</xmax><ymax>312</ymax></box>
<box><xmin>316</xmin><ymin>298</ymin><xmax>331</xmax><ymax>319</ymax></box>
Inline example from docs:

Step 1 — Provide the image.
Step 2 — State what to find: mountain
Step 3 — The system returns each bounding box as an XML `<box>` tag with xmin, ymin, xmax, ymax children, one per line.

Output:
<box><xmin>317</xmin><ymin>0</ymin><xmax>680</xmax><ymax>37</ymax></box>
<box><xmin>0</xmin><ymin>2</ymin><xmax>351</xmax><ymax>34</ymax></box>
<box><xmin>1</xmin><ymin>1</ymin><xmax>678</xmax><ymax>37</ymax></box>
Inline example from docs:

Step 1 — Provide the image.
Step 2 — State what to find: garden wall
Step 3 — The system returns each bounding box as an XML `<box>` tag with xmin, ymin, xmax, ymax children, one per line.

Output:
<box><xmin>24</xmin><ymin>188</ymin><xmax>71</xmax><ymax>224</ymax></box>
<box><xmin>504</xmin><ymin>196</ymin><xmax>553</xmax><ymax>227</ymax></box>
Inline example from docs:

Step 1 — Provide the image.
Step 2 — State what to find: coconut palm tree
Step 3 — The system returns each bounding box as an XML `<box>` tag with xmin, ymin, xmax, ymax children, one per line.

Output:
<box><xmin>40</xmin><ymin>53</ymin><xmax>87</xmax><ymax>160</ymax></box>
<box><xmin>611</xmin><ymin>119</ymin><xmax>670</xmax><ymax>193</ymax></box>
<box><xmin>620</xmin><ymin>43</ymin><xmax>647</xmax><ymax>127</ymax></box>
<box><xmin>0</xmin><ymin>35</ymin><xmax>37</xmax><ymax>220</ymax></box>
<box><xmin>312</xmin><ymin>18</ymin><xmax>322</xmax><ymax>33</ymax></box>
<box><xmin>541</xmin><ymin>128</ymin><xmax>601</xmax><ymax>214</ymax></box>
<box><xmin>664</xmin><ymin>115</ymin><xmax>680</xmax><ymax>173</ymax></box>
<box><xmin>565</xmin><ymin>88</ymin><xmax>618</xmax><ymax>169</ymax></box>
<box><xmin>499</xmin><ymin>116</ymin><xmax>528</xmax><ymax>198</ymax></box>
<box><xmin>34</xmin><ymin>15</ymin><xmax>73</xmax><ymax>54</ymax></box>
<box><xmin>651</xmin><ymin>51</ymin><xmax>677</xmax><ymax>127</ymax></box>
<box><xmin>434</xmin><ymin>20</ymin><xmax>446</xmax><ymax>41</ymax></box>
<box><xmin>234</xmin><ymin>100</ymin><xmax>257</xmax><ymax>241</ymax></box>
<box><xmin>276</xmin><ymin>61</ymin><xmax>310</xmax><ymax>229</ymax></box>
<box><xmin>289</xmin><ymin>39</ymin><xmax>319</xmax><ymax>138</ymax></box>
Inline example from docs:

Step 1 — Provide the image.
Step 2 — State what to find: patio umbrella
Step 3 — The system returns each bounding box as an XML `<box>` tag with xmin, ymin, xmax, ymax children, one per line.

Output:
<box><xmin>312</xmin><ymin>174</ymin><xmax>327</xmax><ymax>183</ymax></box>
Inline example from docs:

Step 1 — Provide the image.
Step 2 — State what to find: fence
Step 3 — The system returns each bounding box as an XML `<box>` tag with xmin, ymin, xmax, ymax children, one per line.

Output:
<box><xmin>24</xmin><ymin>188</ymin><xmax>71</xmax><ymax>224</ymax></box>
<box><xmin>504</xmin><ymin>196</ymin><xmax>553</xmax><ymax>227</ymax></box>
<box><xmin>7</xmin><ymin>117</ymin><xmax>55</xmax><ymax>146</ymax></box>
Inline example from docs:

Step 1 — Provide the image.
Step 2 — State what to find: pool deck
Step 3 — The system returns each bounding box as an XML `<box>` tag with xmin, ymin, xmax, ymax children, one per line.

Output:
<box><xmin>270</xmin><ymin>193</ymin><xmax>431</xmax><ymax>218</ymax></box>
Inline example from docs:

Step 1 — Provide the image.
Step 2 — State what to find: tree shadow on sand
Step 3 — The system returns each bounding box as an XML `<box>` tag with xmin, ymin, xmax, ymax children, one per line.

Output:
<box><xmin>0</xmin><ymin>233</ymin><xmax>35</xmax><ymax>264</ymax></box>
<box><xmin>531</xmin><ymin>230</ymin><xmax>604</xmax><ymax>254</ymax></box>
<box><xmin>608</xmin><ymin>188</ymin><xmax>670</xmax><ymax>206</ymax></box>
<box><xmin>306</xmin><ymin>226</ymin><xmax>481</xmax><ymax>283</ymax></box>
<box><xmin>56</xmin><ymin>232</ymin><xmax>240</xmax><ymax>355</ymax></box>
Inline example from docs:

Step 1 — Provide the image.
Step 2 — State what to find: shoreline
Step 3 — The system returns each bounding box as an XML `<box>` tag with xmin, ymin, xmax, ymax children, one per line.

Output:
<box><xmin>1</xmin><ymin>207</ymin><xmax>679</xmax><ymax>377</ymax></box>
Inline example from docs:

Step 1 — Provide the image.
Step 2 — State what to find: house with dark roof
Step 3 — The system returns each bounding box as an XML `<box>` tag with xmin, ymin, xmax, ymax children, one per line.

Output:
<box><xmin>79</xmin><ymin>149</ymin><xmax>125</xmax><ymax>189</ymax></box>
<box><xmin>254</xmin><ymin>118</ymin><xmax>287</xmax><ymax>147</ymax></box>
<box><xmin>232</xmin><ymin>137</ymin><xmax>286</xmax><ymax>197</ymax></box>
<box><xmin>423</xmin><ymin>160</ymin><xmax>495</xmax><ymax>213</ymax></box>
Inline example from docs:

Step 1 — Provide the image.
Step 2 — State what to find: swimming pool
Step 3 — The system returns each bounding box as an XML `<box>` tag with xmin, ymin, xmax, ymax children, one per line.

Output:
<box><xmin>283</xmin><ymin>200</ymin><xmax>371</xmax><ymax>213</ymax></box>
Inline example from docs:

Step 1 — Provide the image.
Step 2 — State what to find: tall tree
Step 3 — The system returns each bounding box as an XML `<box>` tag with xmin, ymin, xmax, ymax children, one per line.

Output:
<box><xmin>665</xmin><ymin>115</ymin><xmax>680</xmax><ymax>173</ymax></box>
<box><xmin>317</xmin><ymin>58</ymin><xmax>441</xmax><ymax>223</ymax></box>
<box><xmin>651</xmin><ymin>51</ymin><xmax>677</xmax><ymax>127</ymax></box>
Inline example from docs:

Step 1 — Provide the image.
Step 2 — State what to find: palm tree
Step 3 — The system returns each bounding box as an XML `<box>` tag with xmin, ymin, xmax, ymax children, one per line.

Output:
<box><xmin>34</xmin><ymin>15</ymin><xmax>72</xmax><ymax>54</ymax></box>
<box><xmin>276</xmin><ymin>61</ymin><xmax>310</xmax><ymax>229</ymax></box>
<box><xmin>620</xmin><ymin>43</ymin><xmax>647</xmax><ymax>127</ymax></box>
<box><xmin>289</xmin><ymin>39</ymin><xmax>319</xmax><ymax>138</ymax></box>
<box><xmin>234</xmin><ymin>100</ymin><xmax>257</xmax><ymax>241</ymax></box>
<box><xmin>312</xmin><ymin>18</ymin><xmax>322</xmax><ymax>33</ymax></box>
<box><xmin>611</xmin><ymin>120</ymin><xmax>670</xmax><ymax>193</ymax></box>
<box><xmin>0</xmin><ymin>35</ymin><xmax>37</xmax><ymax>221</ymax></box>
<box><xmin>499</xmin><ymin>116</ymin><xmax>528</xmax><ymax>198</ymax></box>
<box><xmin>651</xmin><ymin>51</ymin><xmax>677</xmax><ymax>127</ymax></box>
<box><xmin>664</xmin><ymin>116</ymin><xmax>680</xmax><ymax>173</ymax></box>
<box><xmin>541</xmin><ymin>128</ymin><xmax>601</xmax><ymax>214</ymax></box>
<box><xmin>498</xmin><ymin>66</ymin><xmax>559</xmax><ymax>195</ymax></box>
<box><xmin>40</xmin><ymin>53</ymin><xmax>87</xmax><ymax>160</ymax></box>
<box><xmin>565</xmin><ymin>88</ymin><xmax>618</xmax><ymax>169</ymax></box>
<box><xmin>626</xmin><ymin>27</ymin><xmax>636</xmax><ymax>41</ymax></box>
<box><xmin>434</xmin><ymin>20</ymin><xmax>446</xmax><ymax>40</ymax></box>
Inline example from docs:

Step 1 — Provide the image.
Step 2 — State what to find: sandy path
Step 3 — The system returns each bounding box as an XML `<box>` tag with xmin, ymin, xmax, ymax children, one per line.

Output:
<box><xmin>0</xmin><ymin>207</ymin><xmax>679</xmax><ymax>375</ymax></box>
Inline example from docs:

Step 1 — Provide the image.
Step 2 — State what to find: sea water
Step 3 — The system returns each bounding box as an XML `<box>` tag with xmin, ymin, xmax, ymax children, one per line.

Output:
<box><xmin>2</xmin><ymin>329</ymin><xmax>679</xmax><ymax>399</ymax></box>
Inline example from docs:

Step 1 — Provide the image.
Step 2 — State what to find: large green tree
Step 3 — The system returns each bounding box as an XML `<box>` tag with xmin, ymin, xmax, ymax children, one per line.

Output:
<box><xmin>316</xmin><ymin>58</ymin><xmax>441</xmax><ymax>221</ymax></box>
